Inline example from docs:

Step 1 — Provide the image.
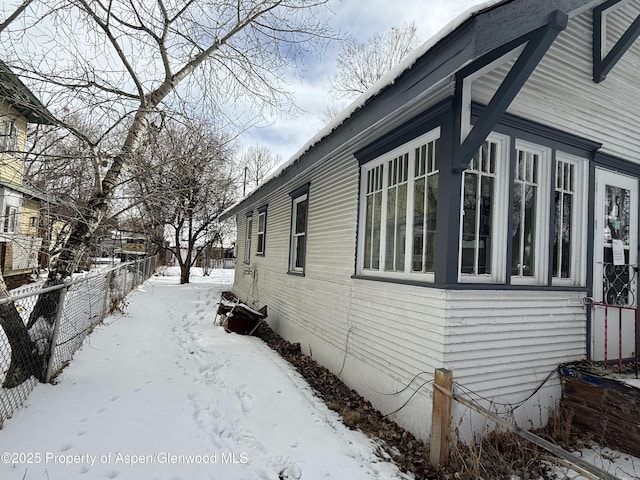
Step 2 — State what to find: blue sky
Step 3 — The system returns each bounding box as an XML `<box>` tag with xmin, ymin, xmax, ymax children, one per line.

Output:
<box><xmin>238</xmin><ymin>0</ymin><xmax>485</xmax><ymax>164</ymax></box>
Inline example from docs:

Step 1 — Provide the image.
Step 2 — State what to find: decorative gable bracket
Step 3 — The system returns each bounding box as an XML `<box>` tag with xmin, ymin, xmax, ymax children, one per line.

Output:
<box><xmin>593</xmin><ymin>0</ymin><xmax>640</xmax><ymax>83</ymax></box>
<box><xmin>452</xmin><ymin>10</ymin><xmax>569</xmax><ymax>173</ymax></box>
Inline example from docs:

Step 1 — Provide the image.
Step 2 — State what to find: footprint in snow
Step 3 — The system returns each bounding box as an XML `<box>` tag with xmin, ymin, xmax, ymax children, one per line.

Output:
<box><xmin>104</xmin><ymin>470</ymin><xmax>119</xmax><ymax>479</ymax></box>
<box><xmin>60</xmin><ymin>443</ymin><xmax>73</xmax><ymax>452</ymax></box>
<box><xmin>236</xmin><ymin>385</ymin><xmax>253</xmax><ymax>414</ymax></box>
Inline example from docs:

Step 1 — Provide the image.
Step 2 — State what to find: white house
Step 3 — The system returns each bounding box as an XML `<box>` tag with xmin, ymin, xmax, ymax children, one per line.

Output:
<box><xmin>220</xmin><ymin>0</ymin><xmax>640</xmax><ymax>441</ymax></box>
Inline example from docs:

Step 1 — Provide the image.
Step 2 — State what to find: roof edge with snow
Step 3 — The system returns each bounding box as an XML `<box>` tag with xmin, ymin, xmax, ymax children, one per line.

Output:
<box><xmin>219</xmin><ymin>0</ymin><xmax>598</xmax><ymax>220</ymax></box>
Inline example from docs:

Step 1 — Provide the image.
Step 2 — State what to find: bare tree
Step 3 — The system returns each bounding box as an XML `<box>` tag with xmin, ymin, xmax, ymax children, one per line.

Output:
<box><xmin>0</xmin><ymin>0</ymin><xmax>336</xmax><ymax>386</ymax></box>
<box><xmin>241</xmin><ymin>144</ymin><xmax>281</xmax><ymax>195</ymax></box>
<box><xmin>324</xmin><ymin>22</ymin><xmax>420</xmax><ymax>121</ymax></box>
<box><xmin>2</xmin><ymin>0</ymin><xmax>335</xmax><ymax>280</ymax></box>
<box><xmin>0</xmin><ymin>1</ymin><xmax>33</xmax><ymax>34</ymax></box>
<box><xmin>130</xmin><ymin>119</ymin><xmax>237</xmax><ymax>284</ymax></box>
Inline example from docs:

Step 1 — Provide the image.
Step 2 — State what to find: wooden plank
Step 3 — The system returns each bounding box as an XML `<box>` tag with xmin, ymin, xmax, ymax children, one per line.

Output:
<box><xmin>430</xmin><ymin>368</ymin><xmax>453</xmax><ymax>467</ymax></box>
<box><xmin>433</xmin><ymin>383</ymin><xmax>621</xmax><ymax>480</ymax></box>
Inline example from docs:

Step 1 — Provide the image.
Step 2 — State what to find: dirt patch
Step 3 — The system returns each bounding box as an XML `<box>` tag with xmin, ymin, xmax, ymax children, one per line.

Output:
<box><xmin>255</xmin><ymin>322</ymin><xmax>571</xmax><ymax>479</ymax></box>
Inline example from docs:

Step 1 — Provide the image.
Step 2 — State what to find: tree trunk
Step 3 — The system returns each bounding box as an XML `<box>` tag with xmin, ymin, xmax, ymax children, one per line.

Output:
<box><xmin>0</xmin><ymin>302</ymin><xmax>45</xmax><ymax>388</ymax></box>
<box><xmin>180</xmin><ymin>264</ymin><xmax>190</xmax><ymax>284</ymax></box>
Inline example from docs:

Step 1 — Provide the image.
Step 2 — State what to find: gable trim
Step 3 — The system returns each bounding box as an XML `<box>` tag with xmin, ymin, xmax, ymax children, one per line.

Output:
<box><xmin>593</xmin><ymin>0</ymin><xmax>640</xmax><ymax>82</ymax></box>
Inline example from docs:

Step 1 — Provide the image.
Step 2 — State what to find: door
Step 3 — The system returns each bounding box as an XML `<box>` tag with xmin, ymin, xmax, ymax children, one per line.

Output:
<box><xmin>592</xmin><ymin>168</ymin><xmax>638</xmax><ymax>362</ymax></box>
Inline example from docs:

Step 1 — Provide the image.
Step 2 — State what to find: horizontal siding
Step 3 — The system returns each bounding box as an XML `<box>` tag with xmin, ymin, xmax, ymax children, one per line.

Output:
<box><xmin>472</xmin><ymin>6</ymin><xmax>640</xmax><ymax>161</ymax></box>
<box><xmin>444</xmin><ymin>289</ymin><xmax>587</xmax><ymax>399</ymax></box>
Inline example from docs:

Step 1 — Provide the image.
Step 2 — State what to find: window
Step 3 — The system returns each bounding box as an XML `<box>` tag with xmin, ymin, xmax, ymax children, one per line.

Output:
<box><xmin>552</xmin><ymin>153</ymin><xmax>587</xmax><ymax>285</ymax></box>
<box><xmin>459</xmin><ymin>134</ymin><xmax>509</xmax><ymax>282</ymax></box>
<box><xmin>359</xmin><ymin>128</ymin><xmax>440</xmax><ymax>279</ymax></box>
<box><xmin>459</xmin><ymin>134</ymin><xmax>585</xmax><ymax>286</ymax></box>
<box><xmin>256</xmin><ymin>207</ymin><xmax>267</xmax><ymax>256</ymax></box>
<box><xmin>0</xmin><ymin>118</ymin><xmax>17</xmax><ymax>153</ymax></box>
<box><xmin>289</xmin><ymin>187</ymin><xmax>309</xmax><ymax>273</ymax></box>
<box><xmin>244</xmin><ymin>213</ymin><xmax>252</xmax><ymax>264</ymax></box>
<box><xmin>3</xmin><ymin>206</ymin><xmax>17</xmax><ymax>233</ymax></box>
<box><xmin>511</xmin><ymin>141</ymin><xmax>550</xmax><ymax>284</ymax></box>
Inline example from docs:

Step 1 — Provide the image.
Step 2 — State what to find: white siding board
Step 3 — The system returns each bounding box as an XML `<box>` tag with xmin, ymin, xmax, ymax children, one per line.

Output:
<box><xmin>442</xmin><ymin>289</ymin><xmax>586</xmax><ymax>408</ymax></box>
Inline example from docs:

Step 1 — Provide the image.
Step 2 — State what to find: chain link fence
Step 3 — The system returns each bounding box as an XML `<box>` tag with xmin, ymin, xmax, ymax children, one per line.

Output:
<box><xmin>0</xmin><ymin>256</ymin><xmax>158</xmax><ymax>426</ymax></box>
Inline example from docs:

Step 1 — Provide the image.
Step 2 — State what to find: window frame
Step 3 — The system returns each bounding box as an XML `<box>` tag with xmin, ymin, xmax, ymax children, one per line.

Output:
<box><xmin>256</xmin><ymin>206</ymin><xmax>267</xmax><ymax>256</ymax></box>
<box><xmin>3</xmin><ymin>205</ymin><xmax>18</xmax><ymax>234</ymax></box>
<box><xmin>551</xmin><ymin>151</ymin><xmax>588</xmax><ymax>287</ymax></box>
<box><xmin>0</xmin><ymin>117</ymin><xmax>17</xmax><ymax>153</ymax></box>
<box><xmin>289</xmin><ymin>184</ymin><xmax>310</xmax><ymax>274</ymax></box>
<box><xmin>458</xmin><ymin>132</ymin><xmax>510</xmax><ymax>284</ymax></box>
<box><xmin>356</xmin><ymin>127</ymin><xmax>441</xmax><ymax>281</ymax></box>
<box><xmin>244</xmin><ymin>212</ymin><xmax>253</xmax><ymax>264</ymax></box>
<box><xmin>510</xmin><ymin>139</ymin><xmax>552</xmax><ymax>286</ymax></box>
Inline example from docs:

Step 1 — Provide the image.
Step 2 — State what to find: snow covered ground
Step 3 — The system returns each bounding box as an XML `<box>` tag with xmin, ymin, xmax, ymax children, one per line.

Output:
<box><xmin>2</xmin><ymin>266</ymin><xmax>640</xmax><ymax>480</ymax></box>
<box><xmin>0</xmin><ymin>268</ymin><xmax>406</xmax><ymax>480</ymax></box>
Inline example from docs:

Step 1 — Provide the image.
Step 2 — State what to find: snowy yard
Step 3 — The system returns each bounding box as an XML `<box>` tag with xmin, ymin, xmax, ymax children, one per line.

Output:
<box><xmin>2</xmin><ymin>267</ymin><xmax>640</xmax><ymax>480</ymax></box>
<box><xmin>0</xmin><ymin>268</ymin><xmax>405</xmax><ymax>480</ymax></box>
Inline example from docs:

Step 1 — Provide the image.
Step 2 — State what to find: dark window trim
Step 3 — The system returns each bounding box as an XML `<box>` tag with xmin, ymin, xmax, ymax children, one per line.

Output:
<box><xmin>244</xmin><ymin>211</ymin><xmax>253</xmax><ymax>264</ymax></box>
<box><xmin>289</xmin><ymin>183</ymin><xmax>310</xmax><ymax>199</ymax></box>
<box><xmin>354</xmin><ymin>98</ymin><xmax>451</xmax><ymax>165</ymax></box>
<box><xmin>352</xmin><ymin>274</ymin><xmax>587</xmax><ymax>294</ymax></box>
<box><xmin>471</xmin><ymin>102</ymin><xmax>602</xmax><ymax>157</ymax></box>
<box><xmin>288</xmin><ymin>184</ymin><xmax>310</xmax><ymax>275</ymax></box>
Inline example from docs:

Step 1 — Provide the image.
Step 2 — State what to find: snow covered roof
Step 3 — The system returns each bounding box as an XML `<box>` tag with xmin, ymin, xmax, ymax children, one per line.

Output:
<box><xmin>219</xmin><ymin>0</ymin><xmax>594</xmax><ymax>220</ymax></box>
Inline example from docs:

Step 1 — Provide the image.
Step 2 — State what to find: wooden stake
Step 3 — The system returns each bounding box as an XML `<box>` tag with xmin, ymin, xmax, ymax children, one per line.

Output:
<box><xmin>430</xmin><ymin>368</ymin><xmax>453</xmax><ymax>467</ymax></box>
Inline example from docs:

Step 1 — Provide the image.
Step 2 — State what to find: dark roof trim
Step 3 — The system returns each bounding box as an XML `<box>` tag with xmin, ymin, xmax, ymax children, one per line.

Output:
<box><xmin>0</xmin><ymin>60</ymin><xmax>53</xmax><ymax>125</ymax></box>
<box><xmin>219</xmin><ymin>0</ymin><xmax>603</xmax><ymax>220</ymax></box>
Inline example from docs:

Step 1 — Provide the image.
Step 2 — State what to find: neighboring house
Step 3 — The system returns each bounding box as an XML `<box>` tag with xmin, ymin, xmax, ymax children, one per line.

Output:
<box><xmin>0</xmin><ymin>61</ymin><xmax>52</xmax><ymax>281</ymax></box>
<box><xmin>220</xmin><ymin>0</ymin><xmax>640</xmax><ymax>440</ymax></box>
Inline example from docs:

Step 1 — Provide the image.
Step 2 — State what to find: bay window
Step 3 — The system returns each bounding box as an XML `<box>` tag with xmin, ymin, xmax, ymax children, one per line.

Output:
<box><xmin>459</xmin><ymin>133</ymin><xmax>585</xmax><ymax>286</ymax></box>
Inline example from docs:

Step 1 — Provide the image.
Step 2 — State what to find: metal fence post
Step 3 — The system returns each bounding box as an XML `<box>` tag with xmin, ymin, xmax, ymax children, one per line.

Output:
<box><xmin>44</xmin><ymin>285</ymin><xmax>68</xmax><ymax>383</ymax></box>
<box><xmin>123</xmin><ymin>263</ymin><xmax>128</xmax><ymax>294</ymax></box>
